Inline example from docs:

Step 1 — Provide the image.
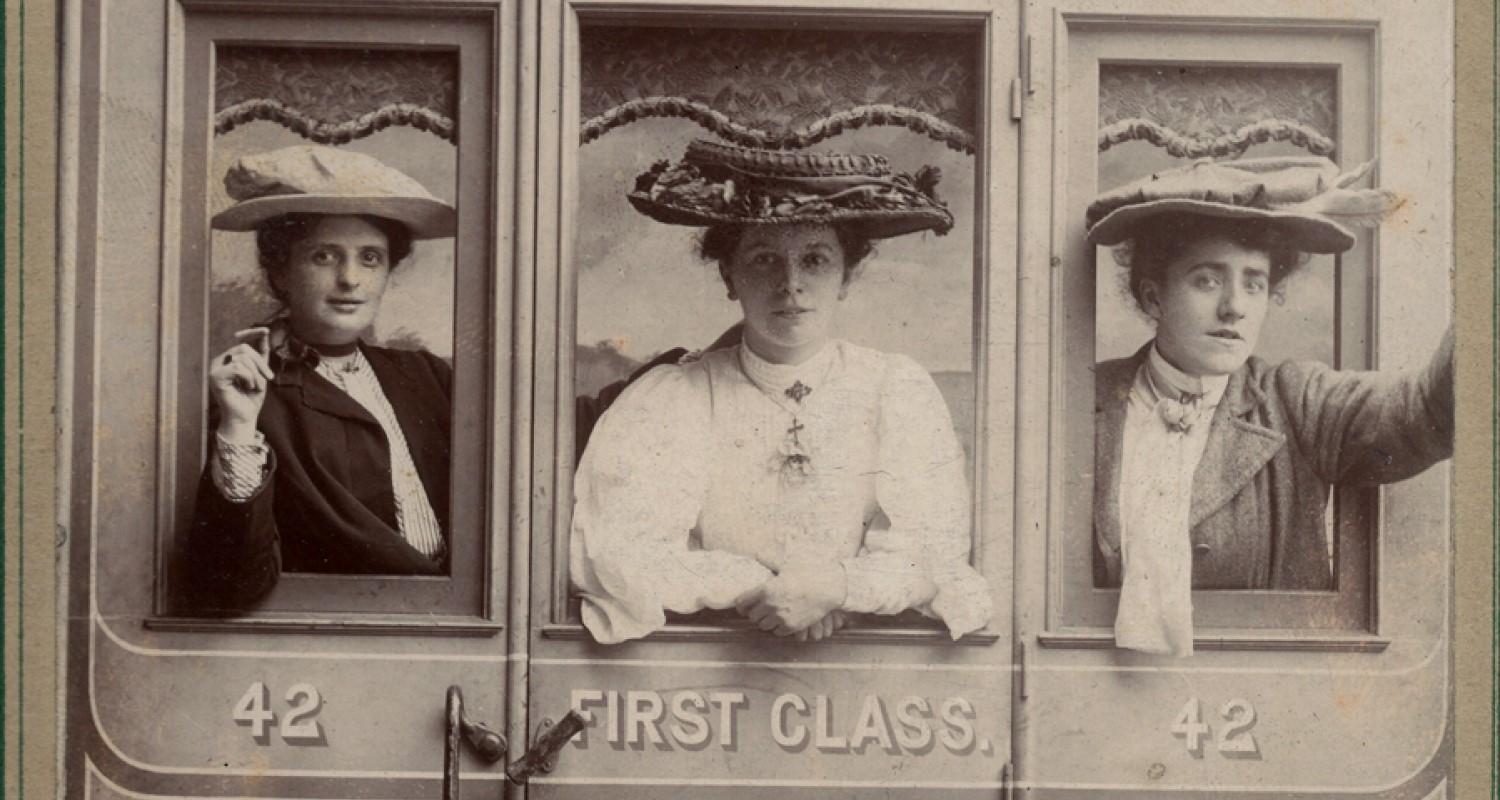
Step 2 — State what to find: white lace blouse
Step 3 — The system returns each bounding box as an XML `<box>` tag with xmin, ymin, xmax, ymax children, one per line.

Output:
<box><xmin>569</xmin><ymin>340</ymin><xmax>992</xmax><ymax>644</ymax></box>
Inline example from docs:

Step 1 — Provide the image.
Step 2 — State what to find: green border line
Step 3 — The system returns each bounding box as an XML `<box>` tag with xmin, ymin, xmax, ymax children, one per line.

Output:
<box><xmin>1</xmin><ymin>0</ymin><xmax>11</xmax><ymax>793</ymax></box>
<box><xmin>1493</xmin><ymin>0</ymin><xmax>1499</xmax><ymax>795</ymax></box>
<box><xmin>2</xmin><ymin>0</ymin><xmax>10</xmax><ymax>794</ymax></box>
<box><xmin>16</xmin><ymin>0</ymin><xmax>25</xmax><ymax>794</ymax></box>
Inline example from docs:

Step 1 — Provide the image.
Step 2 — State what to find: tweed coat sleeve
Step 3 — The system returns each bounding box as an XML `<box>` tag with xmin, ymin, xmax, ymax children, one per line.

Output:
<box><xmin>1269</xmin><ymin>328</ymin><xmax>1453</xmax><ymax>486</ymax></box>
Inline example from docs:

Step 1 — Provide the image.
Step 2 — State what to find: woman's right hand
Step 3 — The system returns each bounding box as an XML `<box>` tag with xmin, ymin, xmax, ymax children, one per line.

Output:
<box><xmin>209</xmin><ymin>338</ymin><xmax>274</xmax><ymax>440</ymax></box>
<box><xmin>796</xmin><ymin>610</ymin><xmax>848</xmax><ymax>642</ymax></box>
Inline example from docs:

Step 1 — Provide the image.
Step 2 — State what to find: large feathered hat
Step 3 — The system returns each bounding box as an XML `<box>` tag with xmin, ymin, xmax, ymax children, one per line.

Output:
<box><xmin>628</xmin><ymin>140</ymin><xmax>954</xmax><ymax>240</ymax></box>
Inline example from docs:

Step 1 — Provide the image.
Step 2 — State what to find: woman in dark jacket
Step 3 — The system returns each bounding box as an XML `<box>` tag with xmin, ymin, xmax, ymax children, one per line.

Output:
<box><xmin>1086</xmin><ymin>157</ymin><xmax>1453</xmax><ymax>656</ymax></box>
<box><xmin>187</xmin><ymin>145</ymin><xmax>457</xmax><ymax>610</ymax></box>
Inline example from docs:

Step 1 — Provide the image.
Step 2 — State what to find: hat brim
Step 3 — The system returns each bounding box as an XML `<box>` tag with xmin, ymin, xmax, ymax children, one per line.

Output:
<box><xmin>210</xmin><ymin>195</ymin><xmax>457</xmax><ymax>239</ymax></box>
<box><xmin>628</xmin><ymin>193</ymin><xmax>953</xmax><ymax>240</ymax></box>
<box><xmin>1085</xmin><ymin>199</ymin><xmax>1355</xmax><ymax>254</ymax></box>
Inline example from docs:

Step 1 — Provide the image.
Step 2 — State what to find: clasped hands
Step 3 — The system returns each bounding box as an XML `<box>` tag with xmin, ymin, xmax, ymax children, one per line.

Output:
<box><xmin>735</xmin><ymin>561</ymin><xmax>849</xmax><ymax>642</ymax></box>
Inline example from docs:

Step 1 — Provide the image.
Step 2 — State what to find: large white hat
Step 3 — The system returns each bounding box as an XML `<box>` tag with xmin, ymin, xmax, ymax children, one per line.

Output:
<box><xmin>210</xmin><ymin>145</ymin><xmax>456</xmax><ymax>239</ymax></box>
<box><xmin>1085</xmin><ymin>157</ymin><xmax>1399</xmax><ymax>254</ymax></box>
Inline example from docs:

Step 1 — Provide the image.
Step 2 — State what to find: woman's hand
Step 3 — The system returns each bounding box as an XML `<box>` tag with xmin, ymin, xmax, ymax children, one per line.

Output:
<box><xmin>736</xmin><ymin>561</ymin><xmax>847</xmax><ymax>637</ymax></box>
<box><xmin>795</xmin><ymin>610</ymin><xmax>848</xmax><ymax>642</ymax></box>
<box><xmin>209</xmin><ymin>330</ymin><xmax>275</xmax><ymax>440</ymax></box>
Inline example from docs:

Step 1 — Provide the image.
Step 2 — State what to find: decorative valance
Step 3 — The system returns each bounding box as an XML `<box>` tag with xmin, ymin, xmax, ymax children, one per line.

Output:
<box><xmin>580</xmin><ymin>27</ymin><xmax>979</xmax><ymax>153</ymax></box>
<box><xmin>215</xmin><ymin>46</ymin><xmax>458</xmax><ymax>144</ymax></box>
<box><xmin>1098</xmin><ymin>65</ymin><xmax>1337</xmax><ymax>158</ymax></box>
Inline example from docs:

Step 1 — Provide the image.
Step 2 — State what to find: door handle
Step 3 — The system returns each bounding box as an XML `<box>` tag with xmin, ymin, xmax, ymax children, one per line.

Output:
<box><xmin>505</xmin><ymin>711</ymin><xmax>589</xmax><ymax>785</ymax></box>
<box><xmin>444</xmin><ymin>686</ymin><xmax>506</xmax><ymax>800</ymax></box>
<box><xmin>442</xmin><ymin>685</ymin><xmax>589</xmax><ymax>798</ymax></box>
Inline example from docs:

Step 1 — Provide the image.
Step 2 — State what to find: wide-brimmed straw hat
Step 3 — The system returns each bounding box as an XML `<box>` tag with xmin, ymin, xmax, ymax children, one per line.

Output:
<box><xmin>628</xmin><ymin>140</ymin><xmax>954</xmax><ymax>240</ymax></box>
<box><xmin>211</xmin><ymin>145</ymin><xmax>457</xmax><ymax>239</ymax></box>
<box><xmin>1085</xmin><ymin>156</ymin><xmax>1400</xmax><ymax>254</ymax></box>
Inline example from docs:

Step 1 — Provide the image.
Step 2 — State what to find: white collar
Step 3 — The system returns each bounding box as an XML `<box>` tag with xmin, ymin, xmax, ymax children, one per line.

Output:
<box><xmin>1145</xmin><ymin>343</ymin><xmax>1228</xmax><ymax>407</ymax></box>
<box><xmin>738</xmin><ymin>341</ymin><xmax>837</xmax><ymax>402</ymax></box>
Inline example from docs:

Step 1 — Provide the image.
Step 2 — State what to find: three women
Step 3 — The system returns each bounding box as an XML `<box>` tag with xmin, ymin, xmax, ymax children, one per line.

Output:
<box><xmin>191</xmin><ymin>143</ymin><xmax>1452</xmax><ymax>658</ymax></box>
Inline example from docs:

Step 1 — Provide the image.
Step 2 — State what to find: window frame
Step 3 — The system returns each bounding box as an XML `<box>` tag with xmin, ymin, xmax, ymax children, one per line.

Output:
<box><xmin>149</xmin><ymin>3</ymin><xmax>512</xmax><ymax>633</ymax></box>
<box><xmin>532</xmin><ymin>3</ymin><xmax>1014</xmax><ymax>646</ymax></box>
<box><xmin>1039</xmin><ymin>16</ymin><xmax>1387</xmax><ymax>651</ymax></box>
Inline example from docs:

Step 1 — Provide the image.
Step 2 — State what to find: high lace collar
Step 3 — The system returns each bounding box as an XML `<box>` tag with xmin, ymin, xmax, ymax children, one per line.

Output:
<box><xmin>315</xmin><ymin>348</ymin><xmax>367</xmax><ymax>376</ymax></box>
<box><xmin>737</xmin><ymin>341</ymin><xmax>837</xmax><ymax>403</ymax></box>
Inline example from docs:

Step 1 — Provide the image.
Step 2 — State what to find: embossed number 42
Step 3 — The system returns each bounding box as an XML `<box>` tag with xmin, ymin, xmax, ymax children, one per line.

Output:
<box><xmin>1170</xmin><ymin>697</ymin><xmax>1259</xmax><ymax>757</ymax></box>
<box><xmin>233</xmin><ymin>681</ymin><xmax>325</xmax><ymax>744</ymax></box>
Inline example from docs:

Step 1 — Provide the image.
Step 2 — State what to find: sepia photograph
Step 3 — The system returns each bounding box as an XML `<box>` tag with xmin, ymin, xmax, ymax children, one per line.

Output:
<box><xmin>38</xmin><ymin>0</ymin><xmax>1474</xmax><ymax>797</ymax></box>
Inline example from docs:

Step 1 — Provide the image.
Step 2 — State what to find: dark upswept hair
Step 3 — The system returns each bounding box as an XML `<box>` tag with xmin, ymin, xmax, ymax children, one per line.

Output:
<box><xmin>1112</xmin><ymin>213</ymin><xmax>1309</xmax><ymax>313</ymax></box>
<box><xmin>696</xmin><ymin>222</ymin><xmax>876</xmax><ymax>287</ymax></box>
<box><xmin>254</xmin><ymin>213</ymin><xmax>415</xmax><ymax>304</ymax></box>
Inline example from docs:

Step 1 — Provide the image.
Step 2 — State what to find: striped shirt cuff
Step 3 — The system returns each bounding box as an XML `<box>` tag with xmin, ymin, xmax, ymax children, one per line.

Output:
<box><xmin>211</xmin><ymin>430</ymin><xmax>269</xmax><ymax>502</ymax></box>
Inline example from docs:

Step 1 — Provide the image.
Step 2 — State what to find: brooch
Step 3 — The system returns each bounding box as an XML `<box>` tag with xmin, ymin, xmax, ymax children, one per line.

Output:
<box><xmin>776</xmin><ymin>419</ymin><xmax>814</xmax><ymax>485</ymax></box>
<box><xmin>1156</xmin><ymin>393</ymin><xmax>1203</xmax><ymax>434</ymax></box>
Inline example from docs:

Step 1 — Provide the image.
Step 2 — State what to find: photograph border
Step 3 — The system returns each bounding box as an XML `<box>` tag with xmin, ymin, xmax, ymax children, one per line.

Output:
<box><xmin>4</xmin><ymin>0</ymin><xmax>1497</xmax><ymax>796</ymax></box>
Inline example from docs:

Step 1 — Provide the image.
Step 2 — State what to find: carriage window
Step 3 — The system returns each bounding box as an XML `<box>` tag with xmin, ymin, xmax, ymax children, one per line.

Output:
<box><xmin>543</xmin><ymin>20</ymin><xmax>994</xmax><ymax>643</ymax></box>
<box><xmin>155</xmin><ymin>10</ymin><xmax>502</xmax><ymax>627</ymax></box>
<box><xmin>1047</xmin><ymin>23</ymin><xmax>1383</xmax><ymax>647</ymax></box>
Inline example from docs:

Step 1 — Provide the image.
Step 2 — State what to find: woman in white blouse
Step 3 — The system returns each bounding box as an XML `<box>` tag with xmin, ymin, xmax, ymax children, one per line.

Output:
<box><xmin>570</xmin><ymin>140</ymin><xmax>992</xmax><ymax>644</ymax></box>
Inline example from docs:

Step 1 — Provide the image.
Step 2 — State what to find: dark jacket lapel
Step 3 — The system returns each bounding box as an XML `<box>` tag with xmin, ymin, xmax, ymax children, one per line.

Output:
<box><xmin>271</xmin><ymin>355</ymin><xmax>380</xmax><ymax>427</ymax></box>
<box><xmin>1188</xmin><ymin>364</ymin><xmax>1286</xmax><ymax>526</ymax></box>
<box><xmin>1093</xmin><ymin>345</ymin><xmax>1148</xmax><ymax>560</ymax></box>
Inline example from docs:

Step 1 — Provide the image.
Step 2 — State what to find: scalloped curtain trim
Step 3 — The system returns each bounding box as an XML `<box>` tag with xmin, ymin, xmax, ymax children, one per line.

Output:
<box><xmin>1100</xmin><ymin>118</ymin><xmax>1335</xmax><ymax>159</ymax></box>
<box><xmin>215</xmin><ymin>99</ymin><xmax>457</xmax><ymax>144</ymax></box>
<box><xmin>580</xmin><ymin>97</ymin><xmax>975</xmax><ymax>155</ymax></box>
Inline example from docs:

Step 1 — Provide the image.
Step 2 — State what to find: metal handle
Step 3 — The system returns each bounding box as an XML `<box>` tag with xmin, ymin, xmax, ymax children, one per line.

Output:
<box><xmin>504</xmin><ymin>711</ymin><xmax>588</xmax><ymax>785</ymax></box>
<box><xmin>443</xmin><ymin>686</ymin><xmax>507</xmax><ymax>800</ymax></box>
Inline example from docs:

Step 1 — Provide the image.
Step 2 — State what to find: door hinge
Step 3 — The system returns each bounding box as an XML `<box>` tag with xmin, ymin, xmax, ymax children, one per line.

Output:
<box><xmin>1011</xmin><ymin>35</ymin><xmax>1036</xmax><ymax>121</ymax></box>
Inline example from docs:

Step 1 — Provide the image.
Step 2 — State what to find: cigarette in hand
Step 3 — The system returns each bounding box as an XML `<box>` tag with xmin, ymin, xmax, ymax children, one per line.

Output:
<box><xmin>229</xmin><ymin>327</ymin><xmax>271</xmax><ymax>392</ymax></box>
<box><xmin>234</xmin><ymin>326</ymin><xmax>271</xmax><ymax>357</ymax></box>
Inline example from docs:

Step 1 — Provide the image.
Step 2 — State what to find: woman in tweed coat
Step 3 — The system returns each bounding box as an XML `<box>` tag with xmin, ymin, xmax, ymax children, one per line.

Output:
<box><xmin>1086</xmin><ymin>157</ymin><xmax>1452</xmax><ymax>655</ymax></box>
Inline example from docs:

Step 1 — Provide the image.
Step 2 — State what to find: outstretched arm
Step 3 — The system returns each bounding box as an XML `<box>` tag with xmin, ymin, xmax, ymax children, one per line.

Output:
<box><xmin>1278</xmin><ymin>327</ymin><xmax>1453</xmax><ymax>486</ymax></box>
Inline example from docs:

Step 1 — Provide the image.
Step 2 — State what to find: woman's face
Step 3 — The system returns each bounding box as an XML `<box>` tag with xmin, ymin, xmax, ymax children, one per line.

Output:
<box><xmin>726</xmin><ymin>224</ymin><xmax>850</xmax><ymax>365</ymax></box>
<box><xmin>1142</xmin><ymin>235</ymin><xmax>1271</xmax><ymax>378</ymax></box>
<box><xmin>274</xmin><ymin>215</ymin><xmax>393</xmax><ymax>347</ymax></box>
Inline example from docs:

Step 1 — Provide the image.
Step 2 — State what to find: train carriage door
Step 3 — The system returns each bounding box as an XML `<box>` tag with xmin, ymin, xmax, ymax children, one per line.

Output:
<box><xmin>527</xmin><ymin>3</ymin><xmax>1020</xmax><ymax>798</ymax></box>
<box><xmin>62</xmin><ymin>2</ymin><xmax>523</xmax><ymax>798</ymax></box>
<box><xmin>1015</xmin><ymin>1</ymin><xmax>1453</xmax><ymax>797</ymax></box>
